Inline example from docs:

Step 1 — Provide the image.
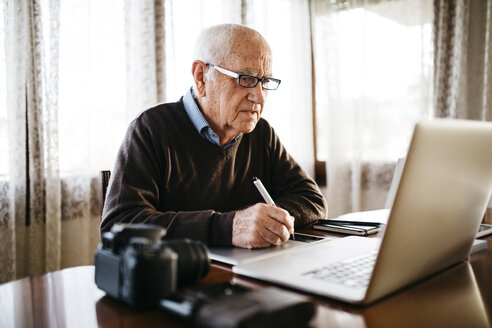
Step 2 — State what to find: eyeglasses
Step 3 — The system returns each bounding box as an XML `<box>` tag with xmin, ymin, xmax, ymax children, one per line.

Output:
<box><xmin>206</xmin><ymin>63</ymin><xmax>281</xmax><ymax>90</ymax></box>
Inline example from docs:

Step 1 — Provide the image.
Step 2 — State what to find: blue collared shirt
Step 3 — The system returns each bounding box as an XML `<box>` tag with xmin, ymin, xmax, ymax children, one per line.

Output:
<box><xmin>183</xmin><ymin>88</ymin><xmax>240</xmax><ymax>149</ymax></box>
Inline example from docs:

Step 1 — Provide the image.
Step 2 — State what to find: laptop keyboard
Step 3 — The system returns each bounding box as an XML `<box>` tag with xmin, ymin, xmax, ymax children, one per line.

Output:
<box><xmin>302</xmin><ymin>251</ymin><xmax>378</xmax><ymax>289</ymax></box>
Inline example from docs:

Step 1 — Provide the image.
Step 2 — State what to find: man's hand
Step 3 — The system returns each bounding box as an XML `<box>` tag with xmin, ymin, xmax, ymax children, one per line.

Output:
<box><xmin>232</xmin><ymin>203</ymin><xmax>295</xmax><ymax>249</ymax></box>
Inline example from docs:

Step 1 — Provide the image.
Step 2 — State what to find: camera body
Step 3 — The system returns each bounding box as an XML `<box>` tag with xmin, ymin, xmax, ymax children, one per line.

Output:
<box><xmin>94</xmin><ymin>224</ymin><xmax>210</xmax><ymax>308</ymax></box>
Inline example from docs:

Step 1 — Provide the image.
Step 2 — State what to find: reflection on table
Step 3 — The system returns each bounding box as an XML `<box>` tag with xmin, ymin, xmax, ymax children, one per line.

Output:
<box><xmin>0</xmin><ymin>232</ymin><xmax>491</xmax><ymax>327</ymax></box>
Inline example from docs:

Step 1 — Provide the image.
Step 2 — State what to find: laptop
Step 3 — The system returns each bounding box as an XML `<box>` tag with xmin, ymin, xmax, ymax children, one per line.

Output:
<box><xmin>233</xmin><ymin>119</ymin><xmax>492</xmax><ymax>305</ymax></box>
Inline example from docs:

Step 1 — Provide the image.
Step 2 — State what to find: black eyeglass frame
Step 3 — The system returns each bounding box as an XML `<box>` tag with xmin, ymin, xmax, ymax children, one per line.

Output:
<box><xmin>206</xmin><ymin>63</ymin><xmax>281</xmax><ymax>90</ymax></box>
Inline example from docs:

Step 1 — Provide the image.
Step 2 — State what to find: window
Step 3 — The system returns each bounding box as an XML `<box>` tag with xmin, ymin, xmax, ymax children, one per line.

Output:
<box><xmin>311</xmin><ymin>0</ymin><xmax>433</xmax><ymax>184</ymax></box>
<box><xmin>57</xmin><ymin>0</ymin><xmax>127</xmax><ymax>176</ymax></box>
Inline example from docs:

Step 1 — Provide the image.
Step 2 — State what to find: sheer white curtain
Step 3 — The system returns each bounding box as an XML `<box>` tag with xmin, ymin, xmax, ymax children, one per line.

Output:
<box><xmin>312</xmin><ymin>0</ymin><xmax>434</xmax><ymax>217</ymax></box>
<box><xmin>434</xmin><ymin>0</ymin><xmax>492</xmax><ymax>120</ymax></box>
<box><xmin>0</xmin><ymin>0</ymin><xmax>167</xmax><ymax>283</ymax></box>
<box><xmin>1</xmin><ymin>0</ymin><xmax>63</xmax><ymax>282</ymax></box>
<box><xmin>57</xmin><ymin>0</ymin><xmax>168</xmax><ymax>270</ymax></box>
<box><xmin>244</xmin><ymin>0</ymin><xmax>316</xmax><ymax>177</ymax></box>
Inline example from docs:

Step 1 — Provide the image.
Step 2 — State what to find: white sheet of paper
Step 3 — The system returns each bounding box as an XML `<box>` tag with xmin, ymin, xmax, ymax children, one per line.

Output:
<box><xmin>333</xmin><ymin>209</ymin><xmax>390</xmax><ymax>225</ymax></box>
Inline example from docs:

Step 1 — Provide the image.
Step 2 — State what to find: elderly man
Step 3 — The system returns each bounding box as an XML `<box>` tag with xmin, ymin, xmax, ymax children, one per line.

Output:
<box><xmin>101</xmin><ymin>24</ymin><xmax>327</xmax><ymax>249</ymax></box>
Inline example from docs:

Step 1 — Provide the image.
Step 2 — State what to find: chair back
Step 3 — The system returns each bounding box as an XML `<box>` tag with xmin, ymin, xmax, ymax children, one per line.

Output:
<box><xmin>100</xmin><ymin>170</ymin><xmax>111</xmax><ymax>212</ymax></box>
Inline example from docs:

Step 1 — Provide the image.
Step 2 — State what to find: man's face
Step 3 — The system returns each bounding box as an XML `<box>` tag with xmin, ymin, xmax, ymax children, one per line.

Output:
<box><xmin>203</xmin><ymin>38</ymin><xmax>272</xmax><ymax>141</ymax></box>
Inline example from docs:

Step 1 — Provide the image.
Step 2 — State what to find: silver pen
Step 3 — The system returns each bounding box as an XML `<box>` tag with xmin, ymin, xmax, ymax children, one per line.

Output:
<box><xmin>253</xmin><ymin>177</ymin><xmax>295</xmax><ymax>241</ymax></box>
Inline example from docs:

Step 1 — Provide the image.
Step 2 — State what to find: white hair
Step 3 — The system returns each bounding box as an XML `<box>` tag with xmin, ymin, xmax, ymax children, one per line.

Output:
<box><xmin>193</xmin><ymin>24</ymin><xmax>265</xmax><ymax>82</ymax></box>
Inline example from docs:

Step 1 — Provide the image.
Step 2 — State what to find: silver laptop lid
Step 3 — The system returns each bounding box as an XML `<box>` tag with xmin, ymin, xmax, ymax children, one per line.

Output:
<box><xmin>365</xmin><ymin>119</ymin><xmax>492</xmax><ymax>303</ymax></box>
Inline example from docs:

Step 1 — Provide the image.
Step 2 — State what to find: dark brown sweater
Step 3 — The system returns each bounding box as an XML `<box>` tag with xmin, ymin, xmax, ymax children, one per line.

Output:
<box><xmin>100</xmin><ymin>99</ymin><xmax>327</xmax><ymax>246</ymax></box>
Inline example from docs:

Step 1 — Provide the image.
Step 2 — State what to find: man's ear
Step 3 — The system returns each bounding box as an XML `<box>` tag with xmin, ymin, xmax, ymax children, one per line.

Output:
<box><xmin>192</xmin><ymin>61</ymin><xmax>208</xmax><ymax>97</ymax></box>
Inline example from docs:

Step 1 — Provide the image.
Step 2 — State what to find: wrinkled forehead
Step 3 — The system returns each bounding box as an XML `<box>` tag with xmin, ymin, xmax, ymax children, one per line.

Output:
<box><xmin>226</xmin><ymin>36</ymin><xmax>273</xmax><ymax>76</ymax></box>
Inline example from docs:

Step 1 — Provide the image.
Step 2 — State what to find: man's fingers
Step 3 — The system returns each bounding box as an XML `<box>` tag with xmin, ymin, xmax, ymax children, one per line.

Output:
<box><xmin>232</xmin><ymin>203</ymin><xmax>294</xmax><ymax>249</ymax></box>
<box><xmin>257</xmin><ymin>224</ymin><xmax>283</xmax><ymax>245</ymax></box>
<box><xmin>259</xmin><ymin>216</ymin><xmax>290</xmax><ymax>242</ymax></box>
<box><xmin>260</xmin><ymin>204</ymin><xmax>294</xmax><ymax>234</ymax></box>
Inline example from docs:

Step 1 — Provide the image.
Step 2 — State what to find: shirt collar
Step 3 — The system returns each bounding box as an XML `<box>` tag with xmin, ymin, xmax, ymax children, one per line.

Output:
<box><xmin>183</xmin><ymin>87</ymin><xmax>209</xmax><ymax>136</ymax></box>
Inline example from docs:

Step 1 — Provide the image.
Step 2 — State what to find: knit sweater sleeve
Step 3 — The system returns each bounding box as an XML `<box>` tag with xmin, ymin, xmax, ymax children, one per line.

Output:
<box><xmin>100</xmin><ymin>112</ymin><xmax>234</xmax><ymax>246</ymax></box>
<box><xmin>265</xmin><ymin>123</ymin><xmax>328</xmax><ymax>227</ymax></box>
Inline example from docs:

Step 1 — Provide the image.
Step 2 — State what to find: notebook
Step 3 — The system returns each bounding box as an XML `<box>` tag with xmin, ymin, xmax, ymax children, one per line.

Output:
<box><xmin>233</xmin><ymin>119</ymin><xmax>492</xmax><ymax>305</ymax></box>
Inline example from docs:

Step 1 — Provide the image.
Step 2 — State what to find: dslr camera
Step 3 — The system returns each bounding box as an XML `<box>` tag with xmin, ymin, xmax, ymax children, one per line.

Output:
<box><xmin>94</xmin><ymin>223</ymin><xmax>210</xmax><ymax>308</ymax></box>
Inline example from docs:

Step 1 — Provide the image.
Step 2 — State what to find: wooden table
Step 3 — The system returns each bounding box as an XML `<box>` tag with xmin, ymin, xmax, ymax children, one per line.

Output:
<box><xmin>1</xmin><ymin>212</ymin><xmax>491</xmax><ymax>328</ymax></box>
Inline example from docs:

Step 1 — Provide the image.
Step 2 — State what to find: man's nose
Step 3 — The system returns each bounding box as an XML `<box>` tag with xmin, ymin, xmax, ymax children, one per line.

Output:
<box><xmin>247</xmin><ymin>82</ymin><xmax>267</xmax><ymax>104</ymax></box>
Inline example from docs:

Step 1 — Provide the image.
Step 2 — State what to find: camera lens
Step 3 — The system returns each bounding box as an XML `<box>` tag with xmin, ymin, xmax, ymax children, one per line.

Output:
<box><xmin>163</xmin><ymin>239</ymin><xmax>210</xmax><ymax>287</ymax></box>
